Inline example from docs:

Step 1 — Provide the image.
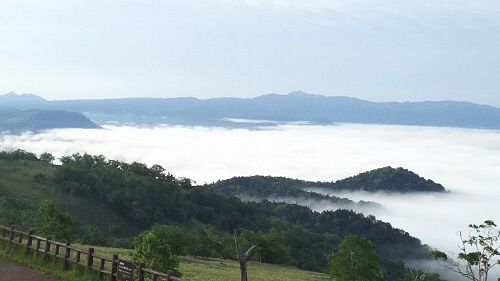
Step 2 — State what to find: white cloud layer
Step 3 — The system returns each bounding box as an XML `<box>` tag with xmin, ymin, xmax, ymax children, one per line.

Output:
<box><xmin>1</xmin><ymin>124</ymin><xmax>500</xmax><ymax>269</ymax></box>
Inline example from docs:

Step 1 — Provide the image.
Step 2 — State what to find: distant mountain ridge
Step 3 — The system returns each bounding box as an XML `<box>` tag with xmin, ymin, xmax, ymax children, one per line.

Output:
<box><xmin>3</xmin><ymin>91</ymin><xmax>500</xmax><ymax>129</ymax></box>
<box><xmin>0</xmin><ymin>92</ymin><xmax>99</xmax><ymax>132</ymax></box>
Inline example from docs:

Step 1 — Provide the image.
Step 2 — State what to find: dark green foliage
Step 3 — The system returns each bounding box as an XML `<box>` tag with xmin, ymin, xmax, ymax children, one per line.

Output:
<box><xmin>33</xmin><ymin>200</ymin><xmax>76</xmax><ymax>241</ymax></box>
<box><xmin>56</xmin><ymin>154</ymin><xmax>185</xmax><ymax>227</ymax></box>
<box><xmin>209</xmin><ymin>167</ymin><xmax>445</xmax><ymax>198</ymax></box>
<box><xmin>33</xmin><ymin>173</ymin><xmax>48</xmax><ymax>183</ymax></box>
<box><xmin>266</xmin><ymin>203</ymin><xmax>429</xmax><ymax>261</ymax></box>
<box><xmin>329</xmin><ymin>235</ymin><xmax>384</xmax><ymax>281</ymax></box>
<box><xmin>51</xmin><ymin>153</ymin><xmax>432</xmax><ymax>273</ymax></box>
<box><xmin>209</xmin><ymin>176</ymin><xmax>358</xmax><ymax>205</ymax></box>
<box><xmin>80</xmin><ymin>226</ymin><xmax>107</xmax><ymax>246</ymax></box>
<box><xmin>39</xmin><ymin>152</ymin><xmax>55</xmax><ymax>164</ymax></box>
<box><xmin>132</xmin><ymin>225</ymin><xmax>181</xmax><ymax>276</ymax></box>
<box><xmin>0</xmin><ymin>149</ymin><xmax>39</xmax><ymax>161</ymax></box>
<box><xmin>334</xmin><ymin>167</ymin><xmax>445</xmax><ymax>192</ymax></box>
<box><xmin>1</xmin><ymin>152</ymin><xmax>436</xmax><ymax>279</ymax></box>
<box><xmin>379</xmin><ymin>260</ymin><xmax>444</xmax><ymax>281</ymax></box>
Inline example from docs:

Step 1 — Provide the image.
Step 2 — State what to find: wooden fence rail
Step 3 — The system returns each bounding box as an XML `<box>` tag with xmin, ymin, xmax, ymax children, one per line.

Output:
<box><xmin>0</xmin><ymin>225</ymin><xmax>182</xmax><ymax>281</ymax></box>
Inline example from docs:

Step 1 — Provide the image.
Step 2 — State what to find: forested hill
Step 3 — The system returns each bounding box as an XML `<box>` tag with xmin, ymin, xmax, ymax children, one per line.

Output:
<box><xmin>333</xmin><ymin>167</ymin><xmax>445</xmax><ymax>192</ymax></box>
<box><xmin>0</xmin><ymin>150</ymin><xmax>431</xmax><ymax>279</ymax></box>
<box><xmin>208</xmin><ymin>175</ymin><xmax>382</xmax><ymax>212</ymax></box>
<box><xmin>0</xmin><ymin>109</ymin><xmax>99</xmax><ymax>132</ymax></box>
<box><xmin>209</xmin><ymin>167</ymin><xmax>446</xmax><ymax>194</ymax></box>
<box><xmin>0</xmin><ymin>92</ymin><xmax>99</xmax><ymax>132</ymax></box>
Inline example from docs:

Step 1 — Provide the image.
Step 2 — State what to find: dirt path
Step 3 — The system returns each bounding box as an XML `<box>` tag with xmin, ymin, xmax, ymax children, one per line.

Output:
<box><xmin>0</xmin><ymin>259</ymin><xmax>60</xmax><ymax>281</ymax></box>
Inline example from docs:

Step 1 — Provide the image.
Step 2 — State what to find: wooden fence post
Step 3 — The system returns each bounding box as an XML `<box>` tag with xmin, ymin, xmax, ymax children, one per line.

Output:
<box><xmin>44</xmin><ymin>235</ymin><xmax>52</xmax><ymax>260</ymax></box>
<box><xmin>167</xmin><ymin>270</ymin><xmax>173</xmax><ymax>281</ymax></box>
<box><xmin>98</xmin><ymin>258</ymin><xmax>105</xmax><ymax>280</ymax></box>
<box><xmin>138</xmin><ymin>263</ymin><xmax>145</xmax><ymax>281</ymax></box>
<box><xmin>9</xmin><ymin>225</ymin><xmax>15</xmax><ymax>242</ymax></box>
<box><xmin>110</xmin><ymin>254</ymin><xmax>119</xmax><ymax>281</ymax></box>
<box><xmin>55</xmin><ymin>243</ymin><xmax>60</xmax><ymax>256</ymax></box>
<box><xmin>26</xmin><ymin>231</ymin><xmax>33</xmax><ymax>253</ymax></box>
<box><xmin>87</xmin><ymin>247</ymin><xmax>94</xmax><ymax>269</ymax></box>
<box><xmin>63</xmin><ymin>242</ymin><xmax>71</xmax><ymax>270</ymax></box>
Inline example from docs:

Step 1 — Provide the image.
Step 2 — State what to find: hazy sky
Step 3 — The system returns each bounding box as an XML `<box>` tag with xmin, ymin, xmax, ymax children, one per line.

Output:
<box><xmin>1</xmin><ymin>0</ymin><xmax>500</xmax><ymax>105</ymax></box>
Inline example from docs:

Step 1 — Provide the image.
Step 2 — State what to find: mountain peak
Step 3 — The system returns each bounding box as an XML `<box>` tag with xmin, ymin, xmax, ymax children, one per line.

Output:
<box><xmin>288</xmin><ymin>90</ymin><xmax>311</xmax><ymax>96</ymax></box>
<box><xmin>0</xmin><ymin>92</ymin><xmax>47</xmax><ymax>103</ymax></box>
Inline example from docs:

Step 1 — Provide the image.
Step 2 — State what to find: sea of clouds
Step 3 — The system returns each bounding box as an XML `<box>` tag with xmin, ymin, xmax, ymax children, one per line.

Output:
<box><xmin>1</xmin><ymin>123</ymin><xmax>499</xmax><ymax>277</ymax></box>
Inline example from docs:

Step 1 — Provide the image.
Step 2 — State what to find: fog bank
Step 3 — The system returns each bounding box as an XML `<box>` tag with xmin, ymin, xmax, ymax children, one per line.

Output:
<box><xmin>1</xmin><ymin>124</ymin><xmax>499</xmax><ymax>264</ymax></box>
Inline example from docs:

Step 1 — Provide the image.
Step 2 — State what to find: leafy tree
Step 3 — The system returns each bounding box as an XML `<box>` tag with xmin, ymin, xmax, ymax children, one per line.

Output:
<box><xmin>33</xmin><ymin>200</ymin><xmax>75</xmax><ymax>241</ymax></box>
<box><xmin>132</xmin><ymin>225</ymin><xmax>181</xmax><ymax>276</ymax></box>
<box><xmin>81</xmin><ymin>225</ymin><xmax>107</xmax><ymax>246</ymax></box>
<box><xmin>0</xmin><ymin>149</ymin><xmax>38</xmax><ymax>161</ymax></box>
<box><xmin>147</xmin><ymin>225</ymin><xmax>189</xmax><ymax>256</ymax></box>
<box><xmin>39</xmin><ymin>152</ymin><xmax>55</xmax><ymax>164</ymax></box>
<box><xmin>329</xmin><ymin>235</ymin><xmax>384</xmax><ymax>281</ymax></box>
<box><xmin>431</xmin><ymin>220</ymin><xmax>500</xmax><ymax>281</ymax></box>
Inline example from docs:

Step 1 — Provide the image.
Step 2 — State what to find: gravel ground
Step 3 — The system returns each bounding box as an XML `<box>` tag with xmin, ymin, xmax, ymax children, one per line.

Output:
<box><xmin>0</xmin><ymin>259</ymin><xmax>60</xmax><ymax>281</ymax></box>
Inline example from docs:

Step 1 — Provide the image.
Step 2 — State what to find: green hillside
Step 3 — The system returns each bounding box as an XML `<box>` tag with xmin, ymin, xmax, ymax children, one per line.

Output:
<box><xmin>0</xmin><ymin>157</ymin><xmax>140</xmax><ymax>242</ymax></box>
<box><xmin>0</xmin><ymin>150</ymin><xmax>435</xmax><ymax>280</ymax></box>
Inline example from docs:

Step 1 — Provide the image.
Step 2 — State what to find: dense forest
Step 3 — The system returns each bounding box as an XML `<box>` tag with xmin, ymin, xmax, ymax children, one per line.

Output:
<box><xmin>208</xmin><ymin>176</ymin><xmax>381</xmax><ymax>210</ymax></box>
<box><xmin>209</xmin><ymin>168</ymin><xmax>445</xmax><ymax>196</ymax></box>
<box><xmin>208</xmin><ymin>168</ymin><xmax>445</xmax><ymax>212</ymax></box>
<box><xmin>0</xmin><ymin>150</ymin><xmax>437</xmax><ymax>280</ymax></box>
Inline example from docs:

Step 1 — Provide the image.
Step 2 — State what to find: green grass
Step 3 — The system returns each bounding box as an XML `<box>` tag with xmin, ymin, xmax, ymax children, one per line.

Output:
<box><xmin>0</xmin><ymin>240</ymin><xmax>329</xmax><ymax>281</ymax></box>
<box><xmin>0</xmin><ymin>241</ymin><xmax>99</xmax><ymax>281</ymax></box>
<box><xmin>77</xmin><ymin>244</ymin><xmax>329</xmax><ymax>281</ymax></box>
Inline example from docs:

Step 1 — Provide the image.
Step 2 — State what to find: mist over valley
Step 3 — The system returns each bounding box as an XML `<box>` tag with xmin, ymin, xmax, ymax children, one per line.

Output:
<box><xmin>1</xmin><ymin>123</ymin><xmax>498</xmax><ymax>262</ymax></box>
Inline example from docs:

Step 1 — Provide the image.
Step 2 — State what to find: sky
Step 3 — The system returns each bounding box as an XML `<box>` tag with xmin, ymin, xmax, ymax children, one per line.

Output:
<box><xmin>1</xmin><ymin>123</ymin><xmax>499</xmax><ymax>264</ymax></box>
<box><xmin>1</xmin><ymin>0</ymin><xmax>500</xmax><ymax>105</ymax></box>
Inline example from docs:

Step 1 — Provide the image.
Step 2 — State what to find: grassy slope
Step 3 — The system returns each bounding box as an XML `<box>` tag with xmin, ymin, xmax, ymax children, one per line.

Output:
<box><xmin>78</xmin><ymin>245</ymin><xmax>329</xmax><ymax>281</ymax></box>
<box><xmin>0</xmin><ymin>159</ymin><xmax>139</xmax><ymax>238</ymax></box>
<box><xmin>0</xmin><ymin>160</ymin><xmax>329</xmax><ymax>281</ymax></box>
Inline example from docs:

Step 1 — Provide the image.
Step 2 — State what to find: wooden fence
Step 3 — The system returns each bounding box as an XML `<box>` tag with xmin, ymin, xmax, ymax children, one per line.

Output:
<box><xmin>0</xmin><ymin>225</ymin><xmax>183</xmax><ymax>281</ymax></box>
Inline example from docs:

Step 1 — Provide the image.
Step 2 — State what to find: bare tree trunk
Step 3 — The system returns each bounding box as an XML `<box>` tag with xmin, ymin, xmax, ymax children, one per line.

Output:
<box><xmin>234</xmin><ymin>229</ymin><xmax>259</xmax><ymax>281</ymax></box>
<box><xmin>239</xmin><ymin>258</ymin><xmax>248</xmax><ymax>281</ymax></box>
